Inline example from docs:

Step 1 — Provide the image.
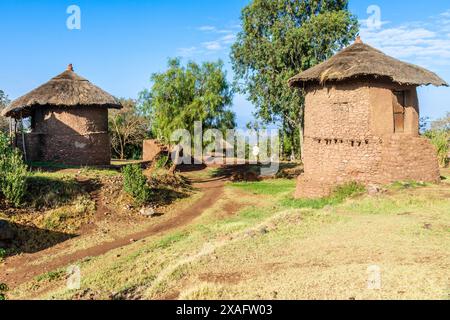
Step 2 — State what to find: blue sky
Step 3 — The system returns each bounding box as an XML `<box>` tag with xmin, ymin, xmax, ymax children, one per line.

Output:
<box><xmin>0</xmin><ymin>0</ymin><xmax>449</xmax><ymax>127</ymax></box>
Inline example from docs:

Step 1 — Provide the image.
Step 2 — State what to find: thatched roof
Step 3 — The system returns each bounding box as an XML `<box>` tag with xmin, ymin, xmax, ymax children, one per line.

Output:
<box><xmin>289</xmin><ymin>38</ymin><xmax>448</xmax><ymax>88</ymax></box>
<box><xmin>2</xmin><ymin>65</ymin><xmax>122</xmax><ymax>118</ymax></box>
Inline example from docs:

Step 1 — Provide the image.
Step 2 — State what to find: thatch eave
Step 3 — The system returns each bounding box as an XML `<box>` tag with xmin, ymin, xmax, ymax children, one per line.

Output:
<box><xmin>2</xmin><ymin>67</ymin><xmax>123</xmax><ymax>119</ymax></box>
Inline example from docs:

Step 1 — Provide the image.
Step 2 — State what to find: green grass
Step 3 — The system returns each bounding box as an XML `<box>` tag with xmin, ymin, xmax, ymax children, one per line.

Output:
<box><xmin>25</xmin><ymin>172</ymin><xmax>84</xmax><ymax>209</ymax></box>
<box><xmin>35</xmin><ymin>270</ymin><xmax>65</xmax><ymax>283</ymax></box>
<box><xmin>8</xmin><ymin>173</ymin><xmax>450</xmax><ymax>300</ymax></box>
<box><xmin>388</xmin><ymin>181</ymin><xmax>428</xmax><ymax>190</ymax></box>
<box><xmin>0</xmin><ymin>248</ymin><xmax>6</xmax><ymax>261</ymax></box>
<box><xmin>154</xmin><ymin>231</ymin><xmax>190</xmax><ymax>250</ymax></box>
<box><xmin>281</xmin><ymin>182</ymin><xmax>366</xmax><ymax>210</ymax></box>
<box><xmin>231</xmin><ymin>179</ymin><xmax>296</xmax><ymax>195</ymax></box>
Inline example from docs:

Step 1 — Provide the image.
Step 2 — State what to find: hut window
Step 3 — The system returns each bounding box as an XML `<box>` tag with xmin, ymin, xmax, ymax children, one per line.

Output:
<box><xmin>393</xmin><ymin>91</ymin><xmax>406</xmax><ymax>133</ymax></box>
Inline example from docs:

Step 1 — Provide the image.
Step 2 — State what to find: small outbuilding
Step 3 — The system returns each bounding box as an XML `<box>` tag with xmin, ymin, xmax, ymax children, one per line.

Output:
<box><xmin>1</xmin><ymin>65</ymin><xmax>122</xmax><ymax>166</ymax></box>
<box><xmin>289</xmin><ymin>37</ymin><xmax>448</xmax><ymax>198</ymax></box>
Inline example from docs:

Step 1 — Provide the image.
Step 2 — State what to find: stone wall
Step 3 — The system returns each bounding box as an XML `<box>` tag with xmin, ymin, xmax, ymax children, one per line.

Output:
<box><xmin>18</xmin><ymin>106</ymin><xmax>111</xmax><ymax>166</ymax></box>
<box><xmin>295</xmin><ymin>81</ymin><xmax>440</xmax><ymax>198</ymax></box>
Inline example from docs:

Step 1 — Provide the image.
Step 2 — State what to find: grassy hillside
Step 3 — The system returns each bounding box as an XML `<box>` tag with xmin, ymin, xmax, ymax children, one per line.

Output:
<box><xmin>6</xmin><ymin>169</ymin><xmax>450</xmax><ymax>300</ymax></box>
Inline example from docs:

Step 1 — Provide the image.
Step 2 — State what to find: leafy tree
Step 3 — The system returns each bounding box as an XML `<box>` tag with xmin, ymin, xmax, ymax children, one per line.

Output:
<box><xmin>231</xmin><ymin>0</ymin><xmax>359</xmax><ymax>158</ymax></box>
<box><xmin>139</xmin><ymin>58</ymin><xmax>236</xmax><ymax>144</ymax></box>
<box><xmin>109</xmin><ymin>98</ymin><xmax>150</xmax><ymax>160</ymax></box>
<box><xmin>0</xmin><ymin>90</ymin><xmax>10</xmax><ymax>133</ymax></box>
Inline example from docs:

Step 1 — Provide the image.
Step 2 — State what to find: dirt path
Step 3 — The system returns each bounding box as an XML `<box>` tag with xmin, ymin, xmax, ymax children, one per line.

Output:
<box><xmin>0</xmin><ymin>177</ymin><xmax>227</xmax><ymax>288</ymax></box>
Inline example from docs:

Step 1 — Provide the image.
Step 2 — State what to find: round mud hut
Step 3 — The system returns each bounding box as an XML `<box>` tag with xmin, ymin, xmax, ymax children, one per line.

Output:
<box><xmin>289</xmin><ymin>37</ymin><xmax>448</xmax><ymax>198</ymax></box>
<box><xmin>1</xmin><ymin>65</ymin><xmax>122</xmax><ymax>166</ymax></box>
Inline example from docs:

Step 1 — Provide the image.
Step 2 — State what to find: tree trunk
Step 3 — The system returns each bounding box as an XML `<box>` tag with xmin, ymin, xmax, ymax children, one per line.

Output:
<box><xmin>169</xmin><ymin>145</ymin><xmax>181</xmax><ymax>175</ymax></box>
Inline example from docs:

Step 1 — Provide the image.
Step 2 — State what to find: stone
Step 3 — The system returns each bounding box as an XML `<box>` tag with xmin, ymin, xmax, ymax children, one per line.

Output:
<box><xmin>367</xmin><ymin>184</ymin><xmax>382</xmax><ymax>196</ymax></box>
<box><xmin>0</xmin><ymin>220</ymin><xmax>15</xmax><ymax>241</ymax></box>
<box><xmin>139</xmin><ymin>207</ymin><xmax>156</xmax><ymax>217</ymax></box>
<box><xmin>258</xmin><ymin>226</ymin><xmax>269</xmax><ymax>235</ymax></box>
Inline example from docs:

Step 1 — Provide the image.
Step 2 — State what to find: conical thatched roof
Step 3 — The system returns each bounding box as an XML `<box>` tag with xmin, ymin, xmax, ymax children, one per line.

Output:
<box><xmin>289</xmin><ymin>38</ymin><xmax>448</xmax><ymax>88</ymax></box>
<box><xmin>2</xmin><ymin>65</ymin><xmax>122</xmax><ymax>118</ymax></box>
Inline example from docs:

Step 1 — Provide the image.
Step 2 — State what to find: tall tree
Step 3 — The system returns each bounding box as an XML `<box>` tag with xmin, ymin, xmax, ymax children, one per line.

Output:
<box><xmin>231</xmin><ymin>0</ymin><xmax>358</xmax><ymax>158</ymax></box>
<box><xmin>139</xmin><ymin>58</ymin><xmax>235</xmax><ymax>144</ymax></box>
<box><xmin>0</xmin><ymin>90</ymin><xmax>10</xmax><ymax>133</ymax></box>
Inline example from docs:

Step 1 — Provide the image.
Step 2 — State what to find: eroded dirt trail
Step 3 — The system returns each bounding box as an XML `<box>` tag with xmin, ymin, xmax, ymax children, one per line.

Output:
<box><xmin>0</xmin><ymin>177</ymin><xmax>227</xmax><ymax>288</ymax></box>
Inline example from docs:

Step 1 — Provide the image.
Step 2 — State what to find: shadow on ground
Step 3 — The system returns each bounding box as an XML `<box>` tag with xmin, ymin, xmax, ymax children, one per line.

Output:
<box><xmin>0</xmin><ymin>221</ymin><xmax>77</xmax><ymax>258</ymax></box>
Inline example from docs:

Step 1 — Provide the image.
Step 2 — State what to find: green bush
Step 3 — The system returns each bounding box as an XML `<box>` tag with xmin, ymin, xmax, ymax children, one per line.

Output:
<box><xmin>155</xmin><ymin>154</ymin><xmax>170</xmax><ymax>169</ymax></box>
<box><xmin>0</xmin><ymin>132</ymin><xmax>28</xmax><ymax>207</ymax></box>
<box><xmin>0</xmin><ymin>248</ymin><xmax>6</xmax><ymax>261</ymax></box>
<box><xmin>425</xmin><ymin>130</ymin><xmax>449</xmax><ymax>167</ymax></box>
<box><xmin>0</xmin><ymin>283</ymin><xmax>7</xmax><ymax>300</ymax></box>
<box><xmin>122</xmin><ymin>164</ymin><xmax>151</xmax><ymax>205</ymax></box>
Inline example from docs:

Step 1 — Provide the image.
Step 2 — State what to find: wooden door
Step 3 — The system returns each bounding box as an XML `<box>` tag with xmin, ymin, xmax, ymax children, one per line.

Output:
<box><xmin>393</xmin><ymin>91</ymin><xmax>405</xmax><ymax>133</ymax></box>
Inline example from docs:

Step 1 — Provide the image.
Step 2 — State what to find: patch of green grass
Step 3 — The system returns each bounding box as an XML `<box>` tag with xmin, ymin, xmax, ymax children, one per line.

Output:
<box><xmin>388</xmin><ymin>181</ymin><xmax>428</xmax><ymax>190</ymax></box>
<box><xmin>154</xmin><ymin>231</ymin><xmax>190</xmax><ymax>250</ymax></box>
<box><xmin>35</xmin><ymin>270</ymin><xmax>65</xmax><ymax>283</ymax></box>
<box><xmin>0</xmin><ymin>283</ymin><xmax>8</xmax><ymax>300</ymax></box>
<box><xmin>79</xmin><ymin>168</ymin><xmax>119</xmax><ymax>177</ymax></box>
<box><xmin>0</xmin><ymin>248</ymin><xmax>6</xmax><ymax>261</ymax></box>
<box><xmin>342</xmin><ymin>192</ymin><xmax>450</xmax><ymax>216</ymax></box>
<box><xmin>281</xmin><ymin>182</ymin><xmax>366</xmax><ymax>210</ymax></box>
<box><xmin>26</xmin><ymin>172</ymin><xmax>83</xmax><ymax>209</ymax></box>
<box><xmin>42</xmin><ymin>195</ymin><xmax>95</xmax><ymax>232</ymax></box>
<box><xmin>231</xmin><ymin>179</ymin><xmax>295</xmax><ymax>195</ymax></box>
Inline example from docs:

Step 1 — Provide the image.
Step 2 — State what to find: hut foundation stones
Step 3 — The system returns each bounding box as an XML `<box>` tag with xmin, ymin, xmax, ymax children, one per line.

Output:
<box><xmin>289</xmin><ymin>40</ymin><xmax>447</xmax><ymax>198</ymax></box>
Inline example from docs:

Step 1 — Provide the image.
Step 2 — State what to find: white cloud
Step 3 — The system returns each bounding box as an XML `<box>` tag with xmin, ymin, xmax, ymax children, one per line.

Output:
<box><xmin>179</xmin><ymin>23</ymin><xmax>240</xmax><ymax>55</ymax></box>
<box><xmin>202</xmin><ymin>41</ymin><xmax>223</xmax><ymax>51</ymax></box>
<box><xmin>198</xmin><ymin>25</ymin><xmax>217</xmax><ymax>32</ymax></box>
<box><xmin>360</xmin><ymin>10</ymin><xmax>450</xmax><ymax>67</ymax></box>
<box><xmin>441</xmin><ymin>10</ymin><xmax>450</xmax><ymax>18</ymax></box>
<box><xmin>219</xmin><ymin>34</ymin><xmax>236</xmax><ymax>44</ymax></box>
<box><xmin>177</xmin><ymin>46</ymin><xmax>202</xmax><ymax>58</ymax></box>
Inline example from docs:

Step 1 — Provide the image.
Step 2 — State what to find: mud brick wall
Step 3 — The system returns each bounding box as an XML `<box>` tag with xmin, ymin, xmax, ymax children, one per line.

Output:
<box><xmin>379</xmin><ymin>135</ymin><xmax>440</xmax><ymax>183</ymax></box>
<box><xmin>19</xmin><ymin>106</ymin><xmax>111</xmax><ymax>165</ymax></box>
<box><xmin>299</xmin><ymin>82</ymin><xmax>383</xmax><ymax>188</ymax></box>
<box><xmin>143</xmin><ymin>140</ymin><xmax>165</xmax><ymax>162</ymax></box>
<box><xmin>295</xmin><ymin>81</ymin><xmax>440</xmax><ymax>199</ymax></box>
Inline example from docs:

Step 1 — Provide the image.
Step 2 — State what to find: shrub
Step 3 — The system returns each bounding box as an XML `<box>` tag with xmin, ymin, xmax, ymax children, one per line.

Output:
<box><xmin>122</xmin><ymin>164</ymin><xmax>151</xmax><ymax>205</ymax></box>
<box><xmin>425</xmin><ymin>130</ymin><xmax>449</xmax><ymax>167</ymax></box>
<box><xmin>0</xmin><ymin>132</ymin><xmax>28</xmax><ymax>207</ymax></box>
<box><xmin>0</xmin><ymin>248</ymin><xmax>6</xmax><ymax>261</ymax></box>
<box><xmin>155</xmin><ymin>154</ymin><xmax>171</xmax><ymax>169</ymax></box>
<box><xmin>0</xmin><ymin>283</ymin><xmax>7</xmax><ymax>300</ymax></box>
